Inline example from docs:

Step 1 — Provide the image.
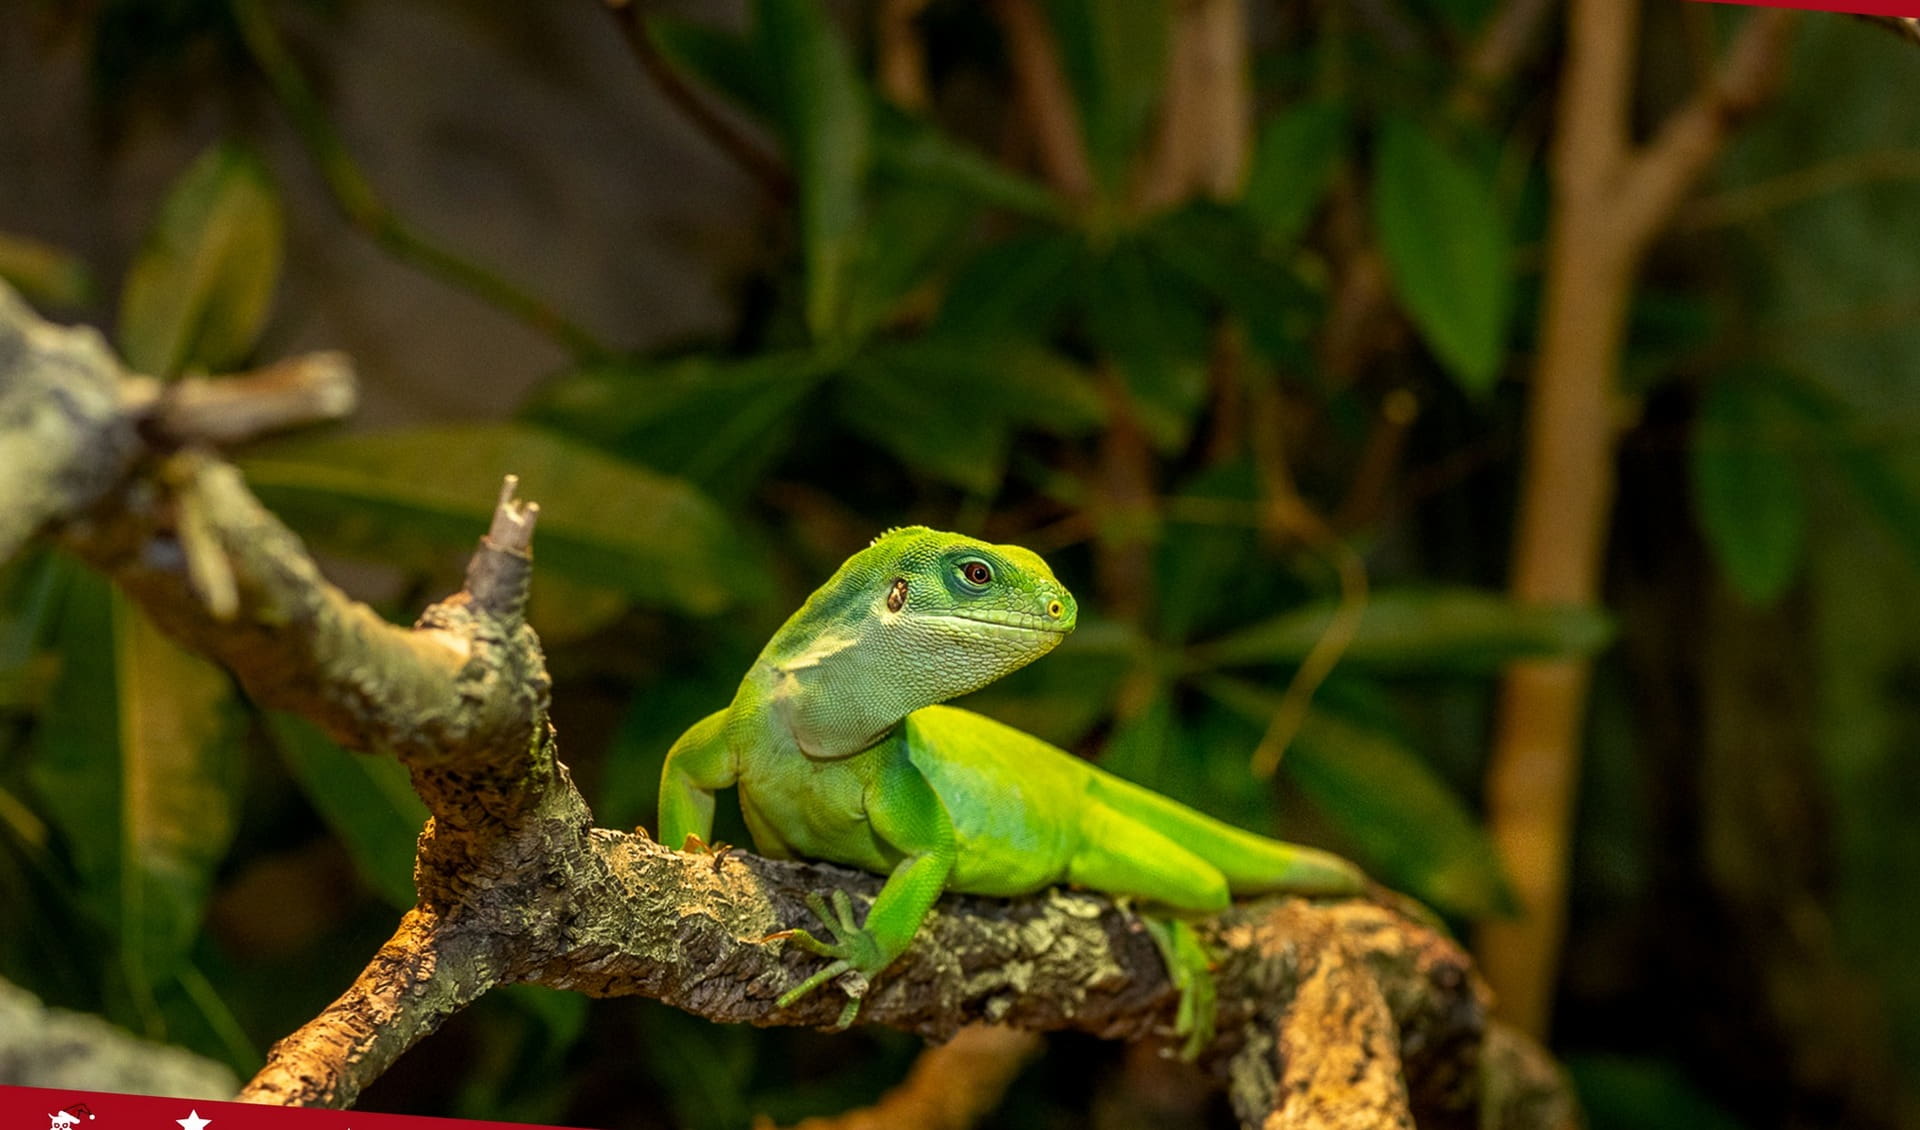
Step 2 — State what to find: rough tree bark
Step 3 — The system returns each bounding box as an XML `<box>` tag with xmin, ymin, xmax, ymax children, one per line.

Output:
<box><xmin>0</xmin><ymin>281</ymin><xmax>1575</xmax><ymax>1129</ymax></box>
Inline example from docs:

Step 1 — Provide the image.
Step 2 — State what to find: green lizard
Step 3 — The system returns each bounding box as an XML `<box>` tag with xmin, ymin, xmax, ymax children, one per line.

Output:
<box><xmin>658</xmin><ymin>527</ymin><xmax>1364</xmax><ymax>1053</ymax></box>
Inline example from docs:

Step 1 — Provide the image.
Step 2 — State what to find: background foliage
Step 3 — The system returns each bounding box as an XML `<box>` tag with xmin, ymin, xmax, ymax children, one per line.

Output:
<box><xmin>2</xmin><ymin>1</ymin><xmax>1919</xmax><ymax>1127</ymax></box>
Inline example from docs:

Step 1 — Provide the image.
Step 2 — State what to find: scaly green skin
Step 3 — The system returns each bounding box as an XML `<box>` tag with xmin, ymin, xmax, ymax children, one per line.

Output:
<box><xmin>658</xmin><ymin>527</ymin><xmax>1364</xmax><ymax>1052</ymax></box>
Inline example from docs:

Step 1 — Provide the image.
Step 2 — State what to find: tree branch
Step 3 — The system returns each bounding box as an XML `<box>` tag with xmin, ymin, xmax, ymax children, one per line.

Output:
<box><xmin>238</xmin><ymin>908</ymin><xmax>501</xmax><ymax>1107</ymax></box>
<box><xmin>0</xmin><ymin>281</ymin><xmax>1575</xmax><ymax>1129</ymax></box>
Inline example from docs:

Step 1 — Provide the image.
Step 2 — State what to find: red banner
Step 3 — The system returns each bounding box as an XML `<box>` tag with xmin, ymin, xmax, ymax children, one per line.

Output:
<box><xmin>1694</xmin><ymin>0</ymin><xmax>1920</xmax><ymax>16</ymax></box>
<box><xmin>0</xmin><ymin>1086</ymin><xmax>581</xmax><ymax>1130</ymax></box>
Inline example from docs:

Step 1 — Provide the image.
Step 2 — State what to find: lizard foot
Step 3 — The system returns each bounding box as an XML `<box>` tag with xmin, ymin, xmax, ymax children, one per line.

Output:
<box><xmin>1144</xmin><ymin>917</ymin><xmax>1217</xmax><ymax>1061</ymax></box>
<box><xmin>763</xmin><ymin>889</ymin><xmax>884</xmax><ymax>1029</ymax></box>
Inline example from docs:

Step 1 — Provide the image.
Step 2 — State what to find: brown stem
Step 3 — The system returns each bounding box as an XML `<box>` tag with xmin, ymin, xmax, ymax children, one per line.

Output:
<box><xmin>991</xmin><ymin>0</ymin><xmax>1095</xmax><ymax>201</ymax></box>
<box><xmin>876</xmin><ymin>0</ymin><xmax>933</xmax><ymax>112</ymax></box>
<box><xmin>1476</xmin><ymin>3</ymin><xmax>1796</xmax><ymax>1036</ymax></box>
<box><xmin>1138</xmin><ymin>0</ymin><xmax>1251</xmax><ymax>211</ymax></box>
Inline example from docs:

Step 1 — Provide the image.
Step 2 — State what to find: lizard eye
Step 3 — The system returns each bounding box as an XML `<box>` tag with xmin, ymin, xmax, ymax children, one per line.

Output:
<box><xmin>960</xmin><ymin>561</ymin><xmax>992</xmax><ymax>586</ymax></box>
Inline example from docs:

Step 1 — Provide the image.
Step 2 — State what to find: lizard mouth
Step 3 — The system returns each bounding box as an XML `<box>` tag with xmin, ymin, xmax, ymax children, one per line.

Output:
<box><xmin>933</xmin><ymin>610</ymin><xmax>1073</xmax><ymax>635</ymax></box>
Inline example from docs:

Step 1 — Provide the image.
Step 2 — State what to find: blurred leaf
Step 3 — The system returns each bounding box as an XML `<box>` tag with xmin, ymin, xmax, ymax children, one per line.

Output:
<box><xmin>242</xmin><ymin>424</ymin><xmax>768</xmax><ymax>614</ymax></box>
<box><xmin>1371</xmin><ymin>117</ymin><xmax>1512</xmax><ymax>394</ymax></box>
<box><xmin>937</xmin><ymin>233</ymin><xmax>1082</xmax><ymax>337</ymax></box>
<box><xmin>1568</xmin><ymin>1056</ymin><xmax>1750</xmax><ymax>1130</ymax></box>
<box><xmin>1141</xmin><ymin>205</ymin><xmax>1317</xmax><ymax>368</ymax></box>
<box><xmin>859</xmin><ymin>338</ymin><xmax>1106</xmax><ymax>434</ymax></box>
<box><xmin>1201</xmin><ymin>676</ymin><xmax>1515</xmax><ymax>917</ymax></box>
<box><xmin>846</xmin><ymin>179</ymin><xmax>976</xmax><ymax>337</ymax></box>
<box><xmin>873</xmin><ymin>113</ymin><xmax>1062</xmax><ymax>221</ymax></box>
<box><xmin>1046</xmin><ymin>0</ymin><xmax>1170</xmax><ymax>192</ymax></box>
<box><xmin>119</xmin><ymin>143</ymin><xmax>284</xmax><ymax>376</ymax></box>
<box><xmin>1759</xmin><ymin>367</ymin><xmax>1920</xmax><ymax>576</ymax></box>
<box><xmin>31</xmin><ymin>570</ymin><xmax>241</xmax><ymax>1029</ymax></box>
<box><xmin>1692</xmin><ymin>374</ymin><xmax>1807</xmax><ymax>604</ymax></box>
<box><xmin>838</xmin><ymin>338</ymin><xmax>1106</xmax><ymax>491</ymax></box>
<box><xmin>1196</xmin><ymin>587</ymin><xmax>1614</xmax><ymax>672</ymax></box>
<box><xmin>268</xmin><ymin>712</ymin><xmax>425</xmax><ymax>909</ymax></box>
<box><xmin>1242</xmin><ymin>101</ymin><xmax>1345</xmax><ymax>252</ymax></box>
<box><xmin>646</xmin><ymin>15</ymin><xmax>776</xmax><ymax>121</ymax></box>
<box><xmin>1082</xmin><ymin>242</ymin><xmax>1212</xmax><ymax>449</ymax></box>
<box><xmin>519</xmin><ymin>350</ymin><xmax>835</xmax><ymax>501</ymax></box>
<box><xmin>755</xmin><ymin>0</ymin><xmax>870</xmax><ymax>340</ymax></box>
<box><xmin>836</xmin><ymin>369</ymin><xmax>1011</xmax><ymax>494</ymax></box>
<box><xmin>0</xmin><ymin>230</ymin><xmax>94</xmax><ymax>308</ymax></box>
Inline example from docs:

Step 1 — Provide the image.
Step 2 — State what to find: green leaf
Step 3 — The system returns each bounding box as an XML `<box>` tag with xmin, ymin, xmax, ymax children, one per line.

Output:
<box><xmin>1760</xmin><ymin>367</ymin><xmax>1920</xmax><ymax>575</ymax></box>
<box><xmin>241</xmin><ymin>424</ymin><xmax>768</xmax><ymax>614</ymax></box>
<box><xmin>519</xmin><ymin>349</ymin><xmax>836</xmax><ymax>500</ymax></box>
<box><xmin>646</xmin><ymin>16</ymin><xmax>776</xmax><ymax>121</ymax></box>
<box><xmin>31</xmin><ymin>568</ymin><xmax>241</xmax><ymax>1029</ymax></box>
<box><xmin>937</xmin><ymin>233</ymin><xmax>1082</xmax><ymax>338</ymax></box>
<box><xmin>755</xmin><ymin>0</ymin><xmax>871</xmax><ymax>340</ymax></box>
<box><xmin>1568</xmin><ymin>1056</ymin><xmax>1752</xmax><ymax>1130</ymax></box>
<box><xmin>845</xmin><ymin>178</ymin><xmax>977</xmax><ymax>338</ymax></box>
<box><xmin>837</xmin><ymin>338</ymin><xmax>1106</xmax><ymax>492</ymax></box>
<box><xmin>1082</xmin><ymin>241</ymin><xmax>1212</xmax><ymax>450</ymax></box>
<box><xmin>1141</xmin><ymin>205</ymin><xmax>1316</xmax><ymax>369</ymax></box>
<box><xmin>268</xmin><ymin>712</ymin><xmax>426</xmax><ymax>909</ymax></box>
<box><xmin>873</xmin><ymin>114</ymin><xmax>1063</xmax><ymax>221</ymax></box>
<box><xmin>1046</xmin><ymin>0</ymin><xmax>1170</xmax><ymax>193</ymax></box>
<box><xmin>119</xmin><ymin>143</ymin><xmax>284</xmax><ymax>376</ymax></box>
<box><xmin>1242</xmin><ymin>101</ymin><xmax>1345</xmax><ymax>252</ymax></box>
<box><xmin>1692</xmin><ymin>374</ymin><xmax>1807</xmax><ymax>604</ymax></box>
<box><xmin>1371</xmin><ymin>117</ymin><xmax>1512</xmax><ymax>394</ymax></box>
<box><xmin>1201</xmin><ymin>676</ymin><xmax>1516</xmax><ymax>917</ymax></box>
<box><xmin>858</xmin><ymin>338</ymin><xmax>1106</xmax><ymax>435</ymax></box>
<box><xmin>1196</xmin><ymin>587</ymin><xmax>1614</xmax><ymax>673</ymax></box>
<box><xmin>0</xmin><ymin>230</ymin><xmax>94</xmax><ymax>309</ymax></box>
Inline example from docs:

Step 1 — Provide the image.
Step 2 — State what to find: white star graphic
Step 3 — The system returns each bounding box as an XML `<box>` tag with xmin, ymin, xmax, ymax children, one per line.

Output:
<box><xmin>177</xmin><ymin>1111</ymin><xmax>211</xmax><ymax>1130</ymax></box>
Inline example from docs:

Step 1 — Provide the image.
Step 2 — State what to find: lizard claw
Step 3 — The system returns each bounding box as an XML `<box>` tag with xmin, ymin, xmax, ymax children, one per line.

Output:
<box><xmin>680</xmin><ymin>832</ymin><xmax>733</xmax><ymax>856</ymax></box>
<box><xmin>1144</xmin><ymin>918</ymin><xmax>1218</xmax><ymax>1061</ymax></box>
<box><xmin>765</xmin><ymin>888</ymin><xmax>884</xmax><ymax>1026</ymax></box>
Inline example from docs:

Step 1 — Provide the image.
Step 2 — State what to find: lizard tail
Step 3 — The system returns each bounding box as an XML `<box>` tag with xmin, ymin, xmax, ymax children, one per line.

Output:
<box><xmin>1086</xmin><ymin>771</ymin><xmax>1365</xmax><ymax>897</ymax></box>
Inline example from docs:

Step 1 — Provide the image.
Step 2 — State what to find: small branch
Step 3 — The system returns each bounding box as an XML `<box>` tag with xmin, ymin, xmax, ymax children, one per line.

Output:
<box><xmin>133</xmin><ymin>351</ymin><xmax>357</xmax><ymax>448</ymax></box>
<box><xmin>606</xmin><ymin>0</ymin><xmax>794</xmax><ymax>202</ymax></box>
<box><xmin>1855</xmin><ymin>13</ymin><xmax>1920</xmax><ymax>46</ymax></box>
<box><xmin>238</xmin><ymin>908</ymin><xmax>502</xmax><ymax>1108</ymax></box>
<box><xmin>992</xmin><ymin>0</ymin><xmax>1096</xmax><ymax>201</ymax></box>
<box><xmin>228</xmin><ymin>0</ymin><xmax>613</xmax><ymax>360</ymax></box>
<box><xmin>1138</xmin><ymin>0</ymin><xmax>1252</xmax><ymax>211</ymax></box>
<box><xmin>1616</xmin><ymin>9</ymin><xmax>1798</xmax><ymax>246</ymax></box>
<box><xmin>1678</xmin><ymin>148</ymin><xmax>1920</xmax><ymax>232</ymax></box>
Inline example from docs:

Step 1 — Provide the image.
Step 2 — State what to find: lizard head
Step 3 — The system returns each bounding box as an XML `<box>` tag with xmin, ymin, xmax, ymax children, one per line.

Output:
<box><xmin>756</xmin><ymin>526</ymin><xmax>1078</xmax><ymax>756</ymax></box>
<box><xmin>864</xmin><ymin>526</ymin><xmax>1078</xmax><ymax>691</ymax></box>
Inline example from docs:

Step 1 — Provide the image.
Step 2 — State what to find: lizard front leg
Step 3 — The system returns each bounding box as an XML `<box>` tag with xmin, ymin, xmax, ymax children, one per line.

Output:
<box><xmin>657</xmin><ymin>709</ymin><xmax>736</xmax><ymax>852</ymax></box>
<box><xmin>768</xmin><ymin>762</ymin><xmax>957</xmax><ymax>1026</ymax></box>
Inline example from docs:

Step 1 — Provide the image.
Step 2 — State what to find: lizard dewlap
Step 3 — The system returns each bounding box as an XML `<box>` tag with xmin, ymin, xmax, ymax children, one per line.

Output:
<box><xmin>657</xmin><ymin>526</ymin><xmax>1364</xmax><ymax>1052</ymax></box>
